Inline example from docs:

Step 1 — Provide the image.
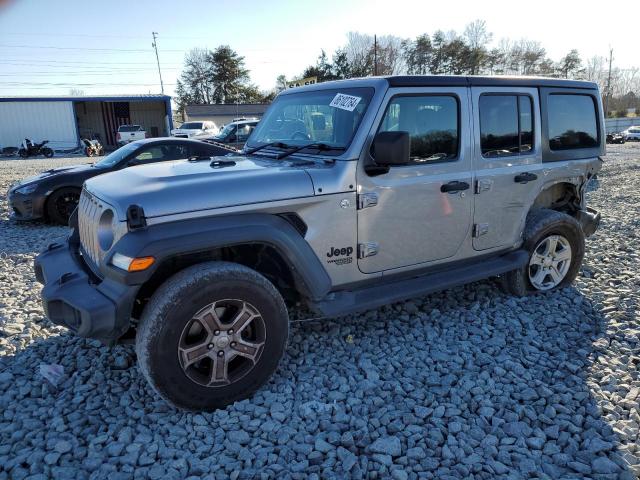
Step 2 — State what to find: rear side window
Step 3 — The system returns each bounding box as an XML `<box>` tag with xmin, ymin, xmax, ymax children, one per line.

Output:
<box><xmin>378</xmin><ymin>95</ymin><xmax>459</xmax><ymax>164</ymax></box>
<box><xmin>479</xmin><ymin>95</ymin><xmax>534</xmax><ymax>157</ymax></box>
<box><xmin>548</xmin><ymin>94</ymin><xmax>598</xmax><ymax>150</ymax></box>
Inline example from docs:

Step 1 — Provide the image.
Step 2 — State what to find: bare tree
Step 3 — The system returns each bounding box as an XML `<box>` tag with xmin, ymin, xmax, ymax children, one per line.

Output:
<box><xmin>464</xmin><ymin>20</ymin><xmax>492</xmax><ymax>75</ymax></box>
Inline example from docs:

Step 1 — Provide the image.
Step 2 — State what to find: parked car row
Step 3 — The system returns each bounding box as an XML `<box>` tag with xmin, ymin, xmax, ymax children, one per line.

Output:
<box><xmin>169</xmin><ymin>119</ymin><xmax>260</xmax><ymax>147</ymax></box>
<box><xmin>606</xmin><ymin>126</ymin><xmax>640</xmax><ymax>144</ymax></box>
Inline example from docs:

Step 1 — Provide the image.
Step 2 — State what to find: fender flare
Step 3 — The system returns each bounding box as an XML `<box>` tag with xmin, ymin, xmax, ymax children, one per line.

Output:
<box><xmin>103</xmin><ymin>213</ymin><xmax>332</xmax><ymax>301</ymax></box>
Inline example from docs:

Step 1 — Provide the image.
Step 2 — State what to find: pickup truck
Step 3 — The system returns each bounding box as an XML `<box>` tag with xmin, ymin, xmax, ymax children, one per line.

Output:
<box><xmin>116</xmin><ymin>125</ymin><xmax>147</xmax><ymax>145</ymax></box>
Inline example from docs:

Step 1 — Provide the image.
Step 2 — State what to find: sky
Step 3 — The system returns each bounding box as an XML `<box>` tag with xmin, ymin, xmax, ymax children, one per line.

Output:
<box><xmin>0</xmin><ymin>0</ymin><xmax>638</xmax><ymax>99</ymax></box>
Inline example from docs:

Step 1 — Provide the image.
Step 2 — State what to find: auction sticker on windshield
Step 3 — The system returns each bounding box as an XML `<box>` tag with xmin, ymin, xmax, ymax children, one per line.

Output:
<box><xmin>330</xmin><ymin>93</ymin><xmax>362</xmax><ymax>112</ymax></box>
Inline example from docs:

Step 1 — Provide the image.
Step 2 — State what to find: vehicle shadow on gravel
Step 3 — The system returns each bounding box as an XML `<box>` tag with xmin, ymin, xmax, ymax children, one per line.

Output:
<box><xmin>0</xmin><ymin>281</ymin><xmax>636</xmax><ymax>479</ymax></box>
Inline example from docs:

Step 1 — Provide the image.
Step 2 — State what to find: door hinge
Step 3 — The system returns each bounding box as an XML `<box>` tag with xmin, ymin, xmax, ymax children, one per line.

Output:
<box><xmin>357</xmin><ymin>192</ymin><xmax>379</xmax><ymax>210</ymax></box>
<box><xmin>475</xmin><ymin>179</ymin><xmax>493</xmax><ymax>194</ymax></box>
<box><xmin>357</xmin><ymin>242</ymin><xmax>379</xmax><ymax>259</ymax></box>
<box><xmin>473</xmin><ymin>223</ymin><xmax>489</xmax><ymax>238</ymax></box>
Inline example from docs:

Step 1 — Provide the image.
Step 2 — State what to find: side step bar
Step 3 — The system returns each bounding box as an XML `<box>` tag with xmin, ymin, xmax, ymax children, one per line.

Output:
<box><xmin>311</xmin><ymin>250</ymin><xmax>528</xmax><ymax>318</ymax></box>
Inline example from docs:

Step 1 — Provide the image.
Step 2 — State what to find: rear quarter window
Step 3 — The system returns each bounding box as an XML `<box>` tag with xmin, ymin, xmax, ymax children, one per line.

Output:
<box><xmin>548</xmin><ymin>94</ymin><xmax>598</xmax><ymax>150</ymax></box>
<box><xmin>540</xmin><ymin>88</ymin><xmax>603</xmax><ymax>162</ymax></box>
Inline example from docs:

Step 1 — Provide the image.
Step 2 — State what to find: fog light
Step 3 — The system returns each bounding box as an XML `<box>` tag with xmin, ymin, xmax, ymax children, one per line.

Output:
<box><xmin>111</xmin><ymin>253</ymin><xmax>155</xmax><ymax>272</ymax></box>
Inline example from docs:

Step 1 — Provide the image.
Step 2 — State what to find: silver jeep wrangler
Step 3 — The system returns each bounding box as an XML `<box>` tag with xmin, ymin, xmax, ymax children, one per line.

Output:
<box><xmin>35</xmin><ymin>76</ymin><xmax>603</xmax><ymax>410</ymax></box>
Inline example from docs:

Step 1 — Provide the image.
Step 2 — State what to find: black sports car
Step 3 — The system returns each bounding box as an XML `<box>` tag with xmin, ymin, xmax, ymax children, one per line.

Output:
<box><xmin>8</xmin><ymin>138</ymin><xmax>236</xmax><ymax>225</ymax></box>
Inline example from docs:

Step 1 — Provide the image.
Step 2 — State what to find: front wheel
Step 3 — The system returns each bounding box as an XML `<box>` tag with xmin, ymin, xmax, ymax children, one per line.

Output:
<box><xmin>501</xmin><ymin>209</ymin><xmax>585</xmax><ymax>296</ymax></box>
<box><xmin>42</xmin><ymin>147</ymin><xmax>54</xmax><ymax>158</ymax></box>
<box><xmin>136</xmin><ymin>261</ymin><xmax>289</xmax><ymax>411</ymax></box>
<box><xmin>46</xmin><ymin>187</ymin><xmax>80</xmax><ymax>225</ymax></box>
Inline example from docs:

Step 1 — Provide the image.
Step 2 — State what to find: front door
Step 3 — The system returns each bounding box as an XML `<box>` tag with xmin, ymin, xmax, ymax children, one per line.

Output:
<box><xmin>471</xmin><ymin>87</ymin><xmax>543</xmax><ymax>250</ymax></box>
<box><xmin>357</xmin><ymin>87</ymin><xmax>473</xmax><ymax>274</ymax></box>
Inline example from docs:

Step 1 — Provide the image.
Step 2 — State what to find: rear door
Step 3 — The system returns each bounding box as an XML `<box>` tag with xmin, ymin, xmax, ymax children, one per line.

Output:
<box><xmin>471</xmin><ymin>87</ymin><xmax>542</xmax><ymax>250</ymax></box>
<box><xmin>357</xmin><ymin>87</ymin><xmax>473</xmax><ymax>273</ymax></box>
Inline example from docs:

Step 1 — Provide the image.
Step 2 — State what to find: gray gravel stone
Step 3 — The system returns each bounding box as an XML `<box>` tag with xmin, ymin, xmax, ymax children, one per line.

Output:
<box><xmin>1</xmin><ymin>147</ymin><xmax>640</xmax><ymax>477</ymax></box>
<box><xmin>369</xmin><ymin>436</ymin><xmax>401</xmax><ymax>456</ymax></box>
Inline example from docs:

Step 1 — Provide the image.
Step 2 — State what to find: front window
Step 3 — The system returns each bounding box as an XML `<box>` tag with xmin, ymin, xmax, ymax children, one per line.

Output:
<box><xmin>378</xmin><ymin>95</ymin><xmax>459</xmax><ymax>163</ymax></box>
<box><xmin>93</xmin><ymin>142</ymin><xmax>139</xmax><ymax>168</ymax></box>
<box><xmin>180</xmin><ymin>122</ymin><xmax>204</xmax><ymax>130</ymax></box>
<box><xmin>247</xmin><ymin>87</ymin><xmax>374</xmax><ymax>155</ymax></box>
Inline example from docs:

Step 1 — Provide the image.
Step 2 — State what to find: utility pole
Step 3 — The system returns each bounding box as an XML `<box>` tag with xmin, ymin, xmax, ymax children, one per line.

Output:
<box><xmin>373</xmin><ymin>34</ymin><xmax>378</xmax><ymax>76</ymax></box>
<box><xmin>604</xmin><ymin>48</ymin><xmax>613</xmax><ymax>118</ymax></box>
<box><xmin>151</xmin><ymin>32</ymin><xmax>165</xmax><ymax>94</ymax></box>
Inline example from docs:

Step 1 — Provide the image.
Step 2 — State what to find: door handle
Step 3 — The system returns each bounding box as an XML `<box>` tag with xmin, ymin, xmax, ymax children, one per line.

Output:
<box><xmin>440</xmin><ymin>181</ymin><xmax>470</xmax><ymax>193</ymax></box>
<box><xmin>514</xmin><ymin>172</ymin><xmax>538</xmax><ymax>184</ymax></box>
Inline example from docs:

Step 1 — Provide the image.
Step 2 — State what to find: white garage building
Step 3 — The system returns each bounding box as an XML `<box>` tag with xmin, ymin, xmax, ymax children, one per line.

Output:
<box><xmin>0</xmin><ymin>94</ymin><xmax>173</xmax><ymax>151</ymax></box>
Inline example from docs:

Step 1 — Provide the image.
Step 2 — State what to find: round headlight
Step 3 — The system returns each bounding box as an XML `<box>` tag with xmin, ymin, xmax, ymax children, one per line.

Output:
<box><xmin>97</xmin><ymin>209</ymin><xmax>115</xmax><ymax>251</ymax></box>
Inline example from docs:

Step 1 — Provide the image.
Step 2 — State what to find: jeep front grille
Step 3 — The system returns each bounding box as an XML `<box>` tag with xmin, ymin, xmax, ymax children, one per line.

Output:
<box><xmin>78</xmin><ymin>189</ymin><xmax>123</xmax><ymax>268</ymax></box>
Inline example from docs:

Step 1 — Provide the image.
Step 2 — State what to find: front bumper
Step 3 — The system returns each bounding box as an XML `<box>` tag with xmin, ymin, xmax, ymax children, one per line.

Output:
<box><xmin>7</xmin><ymin>189</ymin><xmax>46</xmax><ymax>220</ymax></box>
<box><xmin>34</xmin><ymin>239</ymin><xmax>137</xmax><ymax>342</ymax></box>
<box><xmin>577</xmin><ymin>207</ymin><xmax>601</xmax><ymax>237</ymax></box>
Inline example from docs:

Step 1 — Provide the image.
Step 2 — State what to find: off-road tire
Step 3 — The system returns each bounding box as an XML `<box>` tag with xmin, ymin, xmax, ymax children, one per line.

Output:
<box><xmin>501</xmin><ymin>209</ymin><xmax>585</xmax><ymax>296</ymax></box>
<box><xmin>135</xmin><ymin>261</ymin><xmax>289</xmax><ymax>411</ymax></box>
<box><xmin>46</xmin><ymin>187</ymin><xmax>81</xmax><ymax>226</ymax></box>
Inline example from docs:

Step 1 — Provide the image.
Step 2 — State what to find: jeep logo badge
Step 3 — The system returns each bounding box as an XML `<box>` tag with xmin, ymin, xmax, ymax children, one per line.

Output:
<box><xmin>327</xmin><ymin>246</ymin><xmax>353</xmax><ymax>258</ymax></box>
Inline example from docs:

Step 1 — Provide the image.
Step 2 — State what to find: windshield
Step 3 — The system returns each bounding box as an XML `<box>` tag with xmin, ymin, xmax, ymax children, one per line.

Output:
<box><xmin>246</xmin><ymin>87</ymin><xmax>374</xmax><ymax>155</ymax></box>
<box><xmin>118</xmin><ymin>125</ymin><xmax>141</xmax><ymax>132</ymax></box>
<box><xmin>93</xmin><ymin>142</ymin><xmax>139</xmax><ymax>168</ymax></box>
<box><xmin>215</xmin><ymin>123</ymin><xmax>236</xmax><ymax>138</ymax></box>
<box><xmin>180</xmin><ymin>122</ymin><xmax>203</xmax><ymax>130</ymax></box>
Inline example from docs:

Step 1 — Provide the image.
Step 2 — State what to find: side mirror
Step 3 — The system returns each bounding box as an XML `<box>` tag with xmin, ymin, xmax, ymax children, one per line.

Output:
<box><xmin>369</xmin><ymin>131</ymin><xmax>410</xmax><ymax>174</ymax></box>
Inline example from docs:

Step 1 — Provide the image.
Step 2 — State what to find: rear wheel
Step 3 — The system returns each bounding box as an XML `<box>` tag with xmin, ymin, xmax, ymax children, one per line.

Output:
<box><xmin>136</xmin><ymin>261</ymin><xmax>289</xmax><ymax>411</ymax></box>
<box><xmin>46</xmin><ymin>187</ymin><xmax>80</xmax><ymax>225</ymax></box>
<box><xmin>18</xmin><ymin>148</ymin><xmax>28</xmax><ymax>158</ymax></box>
<box><xmin>501</xmin><ymin>209</ymin><xmax>584</xmax><ymax>296</ymax></box>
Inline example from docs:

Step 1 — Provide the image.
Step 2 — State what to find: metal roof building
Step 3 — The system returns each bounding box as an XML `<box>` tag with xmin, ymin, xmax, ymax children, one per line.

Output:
<box><xmin>184</xmin><ymin>103</ymin><xmax>269</xmax><ymax>127</ymax></box>
<box><xmin>0</xmin><ymin>94</ymin><xmax>172</xmax><ymax>151</ymax></box>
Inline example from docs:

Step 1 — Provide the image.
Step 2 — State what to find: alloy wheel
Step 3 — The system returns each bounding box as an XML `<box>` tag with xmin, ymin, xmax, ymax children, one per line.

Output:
<box><xmin>528</xmin><ymin>234</ymin><xmax>572</xmax><ymax>290</ymax></box>
<box><xmin>178</xmin><ymin>299</ymin><xmax>266</xmax><ymax>387</ymax></box>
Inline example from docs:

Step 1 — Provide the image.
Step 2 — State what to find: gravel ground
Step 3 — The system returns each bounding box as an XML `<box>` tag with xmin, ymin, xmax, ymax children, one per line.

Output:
<box><xmin>1</xmin><ymin>146</ymin><xmax>640</xmax><ymax>479</ymax></box>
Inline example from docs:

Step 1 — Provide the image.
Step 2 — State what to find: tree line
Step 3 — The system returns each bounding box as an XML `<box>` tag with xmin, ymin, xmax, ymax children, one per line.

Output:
<box><xmin>174</xmin><ymin>20</ymin><xmax>639</xmax><ymax>118</ymax></box>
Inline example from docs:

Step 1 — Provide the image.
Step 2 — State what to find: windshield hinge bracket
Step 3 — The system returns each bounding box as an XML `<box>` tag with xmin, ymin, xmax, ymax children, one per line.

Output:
<box><xmin>126</xmin><ymin>205</ymin><xmax>147</xmax><ymax>231</ymax></box>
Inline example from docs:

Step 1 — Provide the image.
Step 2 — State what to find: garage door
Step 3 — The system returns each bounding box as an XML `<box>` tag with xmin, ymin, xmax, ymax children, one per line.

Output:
<box><xmin>0</xmin><ymin>101</ymin><xmax>78</xmax><ymax>151</ymax></box>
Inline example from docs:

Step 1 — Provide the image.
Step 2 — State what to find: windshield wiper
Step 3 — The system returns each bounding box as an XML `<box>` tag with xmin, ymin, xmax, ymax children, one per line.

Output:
<box><xmin>244</xmin><ymin>142</ymin><xmax>291</xmax><ymax>155</ymax></box>
<box><xmin>275</xmin><ymin>143</ymin><xmax>346</xmax><ymax>160</ymax></box>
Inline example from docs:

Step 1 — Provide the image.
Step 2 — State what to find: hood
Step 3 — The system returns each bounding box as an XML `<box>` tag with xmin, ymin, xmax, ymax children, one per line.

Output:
<box><xmin>84</xmin><ymin>155</ymin><xmax>315</xmax><ymax>220</ymax></box>
<box><xmin>19</xmin><ymin>163</ymin><xmax>93</xmax><ymax>185</ymax></box>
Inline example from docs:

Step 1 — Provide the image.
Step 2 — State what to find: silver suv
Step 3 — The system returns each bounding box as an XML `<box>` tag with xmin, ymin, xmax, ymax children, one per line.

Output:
<box><xmin>35</xmin><ymin>76</ymin><xmax>603</xmax><ymax>410</ymax></box>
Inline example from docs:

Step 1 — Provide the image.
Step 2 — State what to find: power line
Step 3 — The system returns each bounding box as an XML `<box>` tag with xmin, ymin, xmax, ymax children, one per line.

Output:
<box><xmin>0</xmin><ymin>70</ymin><xmax>180</xmax><ymax>76</ymax></box>
<box><xmin>0</xmin><ymin>43</ymin><xmax>187</xmax><ymax>53</ymax></box>
<box><xmin>0</xmin><ymin>58</ymin><xmax>182</xmax><ymax>66</ymax></box>
<box><xmin>0</xmin><ymin>81</ymin><xmax>178</xmax><ymax>86</ymax></box>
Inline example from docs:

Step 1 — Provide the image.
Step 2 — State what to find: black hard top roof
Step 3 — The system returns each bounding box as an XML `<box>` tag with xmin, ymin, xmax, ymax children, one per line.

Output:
<box><xmin>385</xmin><ymin>75</ymin><xmax>598</xmax><ymax>90</ymax></box>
